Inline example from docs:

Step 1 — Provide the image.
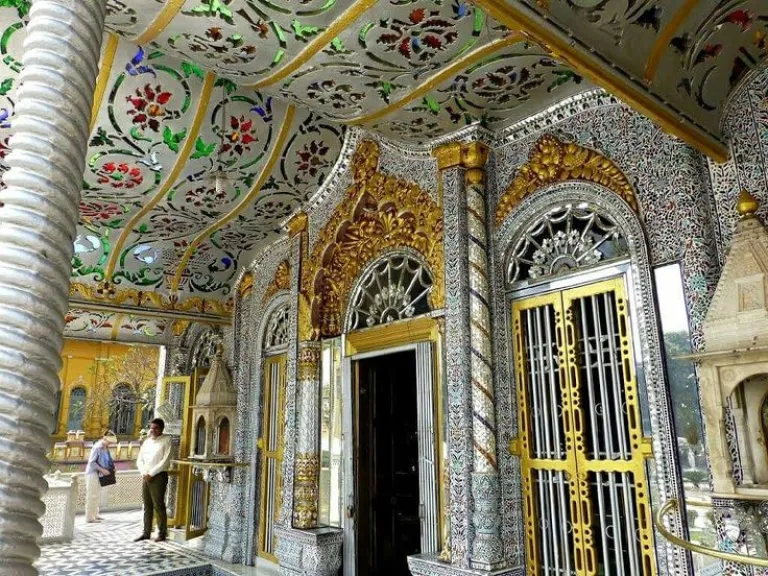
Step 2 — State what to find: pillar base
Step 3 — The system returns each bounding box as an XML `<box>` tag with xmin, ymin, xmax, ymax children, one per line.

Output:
<box><xmin>274</xmin><ymin>525</ymin><xmax>342</xmax><ymax>576</ymax></box>
<box><xmin>408</xmin><ymin>554</ymin><xmax>521</xmax><ymax>576</ymax></box>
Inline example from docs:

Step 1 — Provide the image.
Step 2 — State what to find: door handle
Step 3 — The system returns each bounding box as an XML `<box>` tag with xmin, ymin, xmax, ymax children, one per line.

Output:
<box><xmin>346</xmin><ymin>505</ymin><xmax>355</xmax><ymax>519</ymax></box>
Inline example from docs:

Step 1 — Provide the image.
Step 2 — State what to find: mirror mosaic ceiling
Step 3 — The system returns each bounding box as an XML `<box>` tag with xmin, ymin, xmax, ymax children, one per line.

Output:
<box><xmin>0</xmin><ymin>0</ymin><xmax>766</xmax><ymax>319</ymax></box>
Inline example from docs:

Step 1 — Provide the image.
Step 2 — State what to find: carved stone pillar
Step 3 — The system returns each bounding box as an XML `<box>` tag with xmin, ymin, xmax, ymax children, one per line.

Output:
<box><xmin>0</xmin><ymin>1</ymin><xmax>107</xmax><ymax>573</ymax></box>
<box><xmin>293</xmin><ymin>341</ymin><xmax>321</xmax><ymax>528</ymax></box>
<box><xmin>434</xmin><ymin>142</ymin><xmax>505</xmax><ymax>571</ymax></box>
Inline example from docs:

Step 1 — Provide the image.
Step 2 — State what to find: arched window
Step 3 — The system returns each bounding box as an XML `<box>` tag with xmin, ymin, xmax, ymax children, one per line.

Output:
<box><xmin>347</xmin><ymin>252</ymin><xmax>434</xmax><ymax>331</ymax></box>
<box><xmin>263</xmin><ymin>304</ymin><xmax>290</xmax><ymax>352</ymax></box>
<box><xmin>110</xmin><ymin>384</ymin><xmax>137</xmax><ymax>436</ymax></box>
<box><xmin>216</xmin><ymin>417</ymin><xmax>230</xmax><ymax>455</ymax></box>
<box><xmin>67</xmin><ymin>387</ymin><xmax>86</xmax><ymax>431</ymax></box>
<box><xmin>195</xmin><ymin>416</ymin><xmax>206</xmax><ymax>456</ymax></box>
<box><xmin>505</xmin><ymin>202</ymin><xmax>628</xmax><ymax>288</ymax></box>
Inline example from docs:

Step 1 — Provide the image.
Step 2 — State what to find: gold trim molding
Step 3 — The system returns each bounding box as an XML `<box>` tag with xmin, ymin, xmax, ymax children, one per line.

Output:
<box><xmin>172</xmin><ymin>105</ymin><xmax>296</xmax><ymax>292</ymax></box>
<box><xmin>346</xmin><ymin>35</ymin><xmax>521</xmax><ymax>126</ymax></box>
<box><xmin>70</xmin><ymin>282</ymin><xmax>233</xmax><ymax>317</ymax></box>
<box><xmin>90</xmin><ymin>34</ymin><xmax>119</xmax><ymax>133</ymax></box>
<box><xmin>249</xmin><ymin>0</ymin><xmax>378</xmax><ymax>90</ymax></box>
<box><xmin>494</xmin><ymin>134</ymin><xmax>639</xmax><ymax>226</ymax></box>
<box><xmin>238</xmin><ymin>272</ymin><xmax>254</xmax><ymax>298</ymax></box>
<box><xmin>132</xmin><ymin>0</ymin><xmax>186</xmax><ymax>46</ymax></box>
<box><xmin>474</xmin><ymin>0</ymin><xmax>728</xmax><ymax>162</ymax></box>
<box><xmin>300</xmin><ymin>140</ymin><xmax>445</xmax><ymax>340</ymax></box>
<box><xmin>263</xmin><ymin>261</ymin><xmax>291</xmax><ymax>305</ymax></box>
<box><xmin>106</xmin><ymin>72</ymin><xmax>216</xmax><ymax>280</ymax></box>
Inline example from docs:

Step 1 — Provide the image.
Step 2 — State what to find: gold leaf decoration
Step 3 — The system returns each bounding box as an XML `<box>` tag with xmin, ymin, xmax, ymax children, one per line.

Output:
<box><xmin>495</xmin><ymin>134</ymin><xmax>639</xmax><ymax>226</ymax></box>
<box><xmin>263</xmin><ymin>260</ymin><xmax>291</xmax><ymax>305</ymax></box>
<box><xmin>69</xmin><ymin>282</ymin><xmax>233</xmax><ymax>317</ymax></box>
<box><xmin>300</xmin><ymin>140</ymin><xmax>444</xmax><ymax>340</ymax></box>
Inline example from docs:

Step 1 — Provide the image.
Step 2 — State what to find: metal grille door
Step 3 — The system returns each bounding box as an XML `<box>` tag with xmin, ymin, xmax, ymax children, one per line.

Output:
<box><xmin>512</xmin><ymin>277</ymin><xmax>655</xmax><ymax>576</ymax></box>
<box><xmin>258</xmin><ymin>354</ymin><xmax>286</xmax><ymax>561</ymax></box>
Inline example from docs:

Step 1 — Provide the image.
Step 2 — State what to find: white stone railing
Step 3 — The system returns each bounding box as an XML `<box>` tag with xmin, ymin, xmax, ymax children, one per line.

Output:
<box><xmin>72</xmin><ymin>470</ymin><xmax>144</xmax><ymax>513</ymax></box>
<box><xmin>38</xmin><ymin>470</ymin><xmax>144</xmax><ymax>545</ymax></box>
<box><xmin>40</xmin><ymin>474</ymin><xmax>78</xmax><ymax>544</ymax></box>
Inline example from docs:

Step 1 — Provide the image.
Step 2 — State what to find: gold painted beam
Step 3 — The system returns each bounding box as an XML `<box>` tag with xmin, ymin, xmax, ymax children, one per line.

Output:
<box><xmin>247</xmin><ymin>0</ymin><xmax>379</xmax><ymax>89</ymax></box>
<box><xmin>90</xmin><ymin>33</ymin><xmax>119</xmax><ymax>133</ymax></box>
<box><xmin>131</xmin><ymin>0</ymin><xmax>187</xmax><ymax>46</ymax></box>
<box><xmin>69</xmin><ymin>298</ymin><xmax>232</xmax><ymax>325</ymax></box>
<box><xmin>170</xmin><ymin>105</ymin><xmax>297</xmax><ymax>292</ymax></box>
<box><xmin>644</xmin><ymin>0</ymin><xmax>698</xmax><ymax>83</ymax></box>
<box><xmin>105</xmin><ymin>72</ymin><xmax>216</xmax><ymax>280</ymax></box>
<box><xmin>474</xmin><ymin>0</ymin><xmax>728</xmax><ymax>163</ymax></box>
<box><xmin>346</xmin><ymin>34</ymin><xmax>522</xmax><ymax>126</ymax></box>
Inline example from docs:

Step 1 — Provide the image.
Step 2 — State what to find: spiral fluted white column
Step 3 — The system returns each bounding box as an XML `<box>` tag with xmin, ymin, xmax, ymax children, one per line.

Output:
<box><xmin>0</xmin><ymin>1</ymin><xmax>106</xmax><ymax>573</ymax></box>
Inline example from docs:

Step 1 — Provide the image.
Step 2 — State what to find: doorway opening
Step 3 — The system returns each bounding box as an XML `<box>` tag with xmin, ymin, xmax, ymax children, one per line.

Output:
<box><xmin>356</xmin><ymin>350</ymin><xmax>421</xmax><ymax>576</ymax></box>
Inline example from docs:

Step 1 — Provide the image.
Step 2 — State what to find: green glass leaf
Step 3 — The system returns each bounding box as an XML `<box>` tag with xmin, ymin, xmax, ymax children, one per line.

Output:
<box><xmin>137</xmin><ymin>223</ymin><xmax>149</xmax><ymax>234</ymax></box>
<box><xmin>423</xmin><ymin>95</ymin><xmax>440</xmax><ymax>114</ymax></box>
<box><xmin>215</xmin><ymin>77</ymin><xmax>237</xmax><ymax>95</ymax></box>
<box><xmin>191</xmin><ymin>136</ymin><xmax>216</xmax><ymax>159</ymax></box>
<box><xmin>130</xmin><ymin>127</ymin><xmax>153</xmax><ymax>142</ymax></box>
<box><xmin>89</xmin><ymin>127</ymin><xmax>115</xmax><ymax>147</ymax></box>
<box><xmin>291</xmin><ymin>20</ymin><xmax>321</xmax><ymax>41</ymax></box>
<box><xmin>0</xmin><ymin>77</ymin><xmax>13</xmax><ymax>96</ymax></box>
<box><xmin>162</xmin><ymin>125</ymin><xmax>187</xmax><ymax>152</ymax></box>
<box><xmin>181</xmin><ymin>61</ymin><xmax>205</xmax><ymax>80</ymax></box>
<box><xmin>330</xmin><ymin>37</ymin><xmax>345</xmax><ymax>52</ymax></box>
<box><xmin>0</xmin><ymin>0</ymin><xmax>30</xmax><ymax>18</ymax></box>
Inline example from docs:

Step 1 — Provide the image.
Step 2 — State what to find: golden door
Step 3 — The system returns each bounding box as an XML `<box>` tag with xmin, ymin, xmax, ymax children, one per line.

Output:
<box><xmin>512</xmin><ymin>277</ymin><xmax>655</xmax><ymax>576</ymax></box>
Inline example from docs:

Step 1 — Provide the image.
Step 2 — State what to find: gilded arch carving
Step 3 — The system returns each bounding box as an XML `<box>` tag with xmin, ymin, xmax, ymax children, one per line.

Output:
<box><xmin>263</xmin><ymin>260</ymin><xmax>291</xmax><ymax>306</ymax></box>
<box><xmin>494</xmin><ymin>134</ymin><xmax>640</xmax><ymax>227</ymax></box>
<box><xmin>300</xmin><ymin>140</ymin><xmax>444</xmax><ymax>340</ymax></box>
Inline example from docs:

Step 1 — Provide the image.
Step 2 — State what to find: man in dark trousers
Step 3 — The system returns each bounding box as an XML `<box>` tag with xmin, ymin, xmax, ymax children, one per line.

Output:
<box><xmin>135</xmin><ymin>418</ymin><xmax>172</xmax><ymax>542</ymax></box>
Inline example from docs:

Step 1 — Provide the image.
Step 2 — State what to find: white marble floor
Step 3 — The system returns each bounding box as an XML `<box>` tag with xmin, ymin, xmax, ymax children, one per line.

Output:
<box><xmin>36</xmin><ymin>510</ymin><xmax>277</xmax><ymax>576</ymax></box>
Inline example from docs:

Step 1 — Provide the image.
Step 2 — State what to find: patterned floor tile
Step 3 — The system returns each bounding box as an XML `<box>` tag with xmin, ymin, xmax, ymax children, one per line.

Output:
<box><xmin>37</xmin><ymin>511</ymin><xmax>210</xmax><ymax>576</ymax></box>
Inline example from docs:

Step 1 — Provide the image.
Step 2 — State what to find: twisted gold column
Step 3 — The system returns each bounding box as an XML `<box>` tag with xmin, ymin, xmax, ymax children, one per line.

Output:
<box><xmin>0</xmin><ymin>1</ymin><xmax>107</xmax><ymax>573</ymax></box>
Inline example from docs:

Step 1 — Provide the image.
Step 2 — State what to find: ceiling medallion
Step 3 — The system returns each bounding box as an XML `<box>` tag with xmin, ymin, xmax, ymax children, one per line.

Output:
<box><xmin>300</xmin><ymin>140</ymin><xmax>444</xmax><ymax>340</ymax></box>
<box><xmin>494</xmin><ymin>134</ymin><xmax>639</xmax><ymax>226</ymax></box>
<box><xmin>263</xmin><ymin>260</ymin><xmax>291</xmax><ymax>304</ymax></box>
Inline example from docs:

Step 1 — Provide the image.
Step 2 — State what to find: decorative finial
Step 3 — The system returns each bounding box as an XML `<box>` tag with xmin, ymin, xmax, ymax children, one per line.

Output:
<box><xmin>737</xmin><ymin>189</ymin><xmax>760</xmax><ymax>219</ymax></box>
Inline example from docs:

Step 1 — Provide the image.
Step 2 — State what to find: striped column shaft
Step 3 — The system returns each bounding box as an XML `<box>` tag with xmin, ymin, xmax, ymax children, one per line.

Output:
<box><xmin>467</xmin><ymin>176</ymin><xmax>497</xmax><ymax>473</ymax></box>
<box><xmin>463</xmin><ymin>146</ymin><xmax>505</xmax><ymax>570</ymax></box>
<box><xmin>0</xmin><ymin>1</ymin><xmax>106</xmax><ymax>574</ymax></box>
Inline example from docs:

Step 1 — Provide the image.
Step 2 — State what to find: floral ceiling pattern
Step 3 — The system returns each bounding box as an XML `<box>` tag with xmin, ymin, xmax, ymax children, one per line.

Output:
<box><xmin>528</xmin><ymin>0</ymin><xmax>768</xmax><ymax>138</ymax></box>
<box><xmin>0</xmin><ymin>0</ymin><xmax>765</xmax><ymax>317</ymax></box>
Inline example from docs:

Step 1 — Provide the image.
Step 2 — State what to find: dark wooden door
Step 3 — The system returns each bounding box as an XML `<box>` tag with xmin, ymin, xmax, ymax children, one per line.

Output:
<box><xmin>357</xmin><ymin>351</ymin><xmax>421</xmax><ymax>576</ymax></box>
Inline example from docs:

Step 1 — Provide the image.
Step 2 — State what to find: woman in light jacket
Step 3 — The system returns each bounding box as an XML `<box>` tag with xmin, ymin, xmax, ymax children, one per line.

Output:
<box><xmin>85</xmin><ymin>430</ymin><xmax>114</xmax><ymax>523</ymax></box>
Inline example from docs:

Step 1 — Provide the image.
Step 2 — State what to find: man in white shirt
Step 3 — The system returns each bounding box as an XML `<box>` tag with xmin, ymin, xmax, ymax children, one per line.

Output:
<box><xmin>134</xmin><ymin>418</ymin><xmax>173</xmax><ymax>542</ymax></box>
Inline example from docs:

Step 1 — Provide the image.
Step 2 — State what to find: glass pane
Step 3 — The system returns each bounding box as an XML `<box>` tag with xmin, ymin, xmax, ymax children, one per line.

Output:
<box><xmin>653</xmin><ymin>264</ymin><xmax>719</xmax><ymax>574</ymax></box>
<box><xmin>319</xmin><ymin>338</ymin><xmax>344</xmax><ymax>528</ymax></box>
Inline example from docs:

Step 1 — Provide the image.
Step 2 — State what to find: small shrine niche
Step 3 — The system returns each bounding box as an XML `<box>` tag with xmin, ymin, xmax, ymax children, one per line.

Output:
<box><xmin>698</xmin><ymin>191</ymin><xmax>768</xmax><ymax>495</ymax></box>
<box><xmin>189</xmin><ymin>345</ymin><xmax>237</xmax><ymax>462</ymax></box>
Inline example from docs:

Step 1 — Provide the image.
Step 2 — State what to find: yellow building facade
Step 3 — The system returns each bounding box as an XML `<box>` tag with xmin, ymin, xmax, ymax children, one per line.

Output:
<box><xmin>55</xmin><ymin>340</ymin><xmax>160</xmax><ymax>441</ymax></box>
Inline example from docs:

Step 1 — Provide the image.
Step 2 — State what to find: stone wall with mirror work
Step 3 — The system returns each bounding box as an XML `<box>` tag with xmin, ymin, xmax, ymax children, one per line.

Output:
<box><xmin>710</xmin><ymin>64</ymin><xmax>768</xmax><ymax>260</ymax></box>
<box><xmin>196</xmin><ymin>78</ymin><xmax>768</xmax><ymax>575</ymax></box>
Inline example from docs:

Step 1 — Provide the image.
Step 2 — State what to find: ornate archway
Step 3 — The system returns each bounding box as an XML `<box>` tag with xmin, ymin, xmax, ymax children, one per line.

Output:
<box><xmin>300</xmin><ymin>140</ymin><xmax>444</xmax><ymax>340</ymax></box>
<box><xmin>495</xmin><ymin>134</ymin><xmax>639</xmax><ymax>226</ymax></box>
